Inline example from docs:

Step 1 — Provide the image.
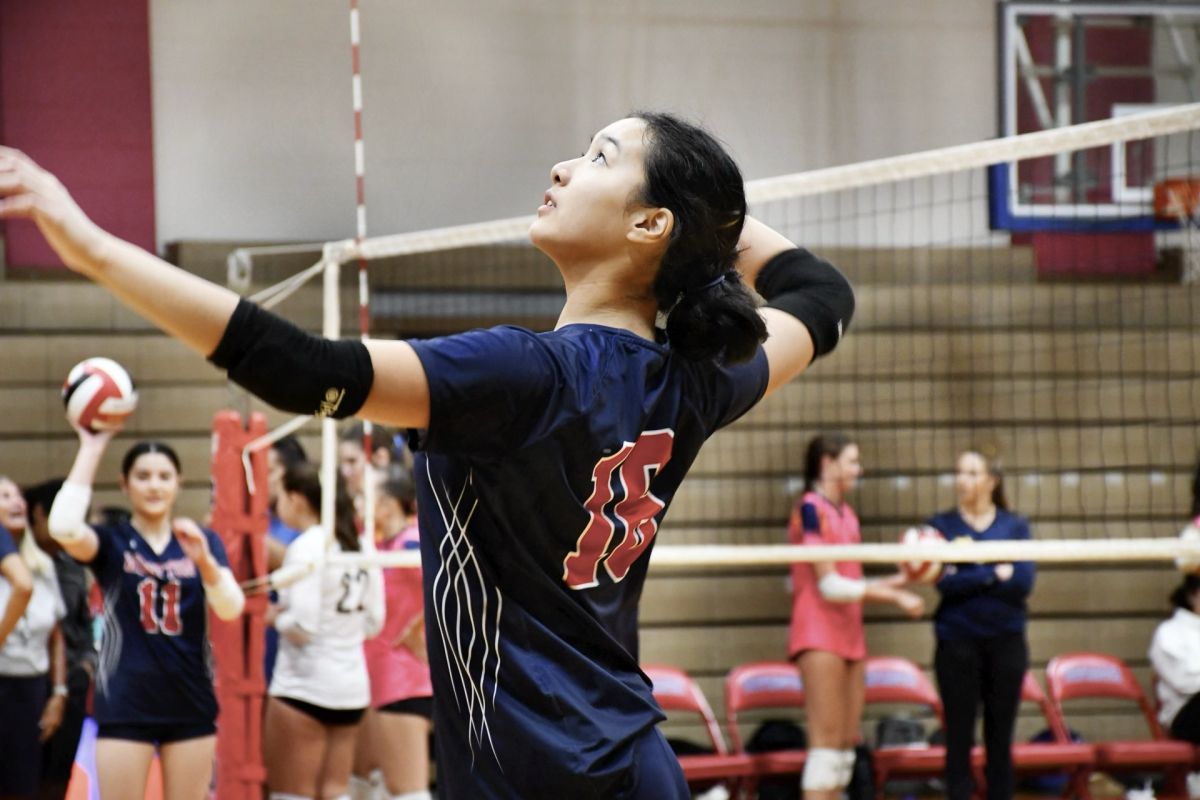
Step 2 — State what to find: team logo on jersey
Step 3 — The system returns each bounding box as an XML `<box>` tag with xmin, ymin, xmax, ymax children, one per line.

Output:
<box><xmin>563</xmin><ymin>429</ymin><xmax>675</xmax><ymax>589</ymax></box>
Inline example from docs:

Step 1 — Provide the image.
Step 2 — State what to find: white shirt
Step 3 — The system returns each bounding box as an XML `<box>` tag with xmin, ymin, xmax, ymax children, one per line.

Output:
<box><xmin>1149</xmin><ymin>607</ymin><xmax>1200</xmax><ymax>728</ymax></box>
<box><xmin>0</xmin><ymin>567</ymin><xmax>66</xmax><ymax>677</ymax></box>
<box><xmin>269</xmin><ymin>526</ymin><xmax>385</xmax><ymax>709</ymax></box>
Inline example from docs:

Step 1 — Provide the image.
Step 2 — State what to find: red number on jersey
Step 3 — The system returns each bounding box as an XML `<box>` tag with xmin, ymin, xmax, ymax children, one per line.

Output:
<box><xmin>137</xmin><ymin>578</ymin><xmax>157</xmax><ymax>633</ymax></box>
<box><xmin>563</xmin><ymin>429</ymin><xmax>674</xmax><ymax>589</ymax></box>
<box><xmin>160</xmin><ymin>580</ymin><xmax>182</xmax><ymax>635</ymax></box>
<box><xmin>137</xmin><ymin>578</ymin><xmax>183</xmax><ymax>635</ymax></box>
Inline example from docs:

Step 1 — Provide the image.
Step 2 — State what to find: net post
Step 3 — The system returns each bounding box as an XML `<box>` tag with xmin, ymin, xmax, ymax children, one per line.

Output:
<box><xmin>321</xmin><ymin>257</ymin><xmax>341</xmax><ymax>545</ymax></box>
<box><xmin>210</xmin><ymin>410</ymin><xmax>270</xmax><ymax>800</ymax></box>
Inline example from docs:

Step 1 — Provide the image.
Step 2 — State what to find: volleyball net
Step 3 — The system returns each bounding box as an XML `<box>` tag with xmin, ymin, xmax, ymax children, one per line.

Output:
<box><xmin>227</xmin><ymin>103</ymin><xmax>1200</xmax><ymax>581</ymax></box>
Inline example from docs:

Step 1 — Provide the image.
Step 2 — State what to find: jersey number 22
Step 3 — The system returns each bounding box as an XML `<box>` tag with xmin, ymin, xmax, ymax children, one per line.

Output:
<box><xmin>563</xmin><ymin>429</ymin><xmax>674</xmax><ymax>589</ymax></box>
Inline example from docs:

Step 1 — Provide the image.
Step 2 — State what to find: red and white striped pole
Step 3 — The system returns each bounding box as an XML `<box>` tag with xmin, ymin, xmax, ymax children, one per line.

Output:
<box><xmin>350</xmin><ymin>0</ymin><xmax>375</xmax><ymax>540</ymax></box>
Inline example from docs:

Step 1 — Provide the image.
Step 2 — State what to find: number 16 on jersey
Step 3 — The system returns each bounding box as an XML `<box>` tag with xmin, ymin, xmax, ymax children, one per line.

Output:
<box><xmin>563</xmin><ymin>430</ymin><xmax>674</xmax><ymax>589</ymax></box>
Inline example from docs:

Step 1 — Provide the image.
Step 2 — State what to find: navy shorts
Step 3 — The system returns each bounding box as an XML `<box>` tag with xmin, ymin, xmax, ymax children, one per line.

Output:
<box><xmin>620</xmin><ymin>727</ymin><xmax>690</xmax><ymax>800</ymax></box>
<box><xmin>96</xmin><ymin>720</ymin><xmax>216</xmax><ymax>745</ymax></box>
<box><xmin>0</xmin><ymin>675</ymin><xmax>48</xmax><ymax>797</ymax></box>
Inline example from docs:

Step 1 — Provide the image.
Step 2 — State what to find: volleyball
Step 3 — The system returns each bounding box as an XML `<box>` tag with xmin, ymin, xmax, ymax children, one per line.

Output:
<box><xmin>62</xmin><ymin>358</ymin><xmax>138</xmax><ymax>432</ymax></box>
<box><xmin>899</xmin><ymin>525</ymin><xmax>945</xmax><ymax>584</ymax></box>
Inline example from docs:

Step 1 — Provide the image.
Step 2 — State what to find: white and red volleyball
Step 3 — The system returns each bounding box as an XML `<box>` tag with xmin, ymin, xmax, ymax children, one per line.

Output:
<box><xmin>899</xmin><ymin>525</ymin><xmax>945</xmax><ymax>584</ymax></box>
<box><xmin>62</xmin><ymin>358</ymin><xmax>138</xmax><ymax>432</ymax></box>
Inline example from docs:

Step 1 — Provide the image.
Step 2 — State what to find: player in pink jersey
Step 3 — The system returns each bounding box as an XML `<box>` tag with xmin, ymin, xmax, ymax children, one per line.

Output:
<box><xmin>352</xmin><ymin>465</ymin><xmax>432</xmax><ymax>800</ymax></box>
<box><xmin>788</xmin><ymin>433</ymin><xmax>924</xmax><ymax>800</ymax></box>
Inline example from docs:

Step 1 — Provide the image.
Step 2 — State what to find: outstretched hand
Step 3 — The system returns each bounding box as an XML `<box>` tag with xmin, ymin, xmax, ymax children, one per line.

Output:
<box><xmin>0</xmin><ymin>147</ymin><xmax>107</xmax><ymax>274</ymax></box>
<box><xmin>174</xmin><ymin>518</ymin><xmax>219</xmax><ymax>582</ymax></box>
<box><xmin>70</xmin><ymin>419</ymin><xmax>122</xmax><ymax>450</ymax></box>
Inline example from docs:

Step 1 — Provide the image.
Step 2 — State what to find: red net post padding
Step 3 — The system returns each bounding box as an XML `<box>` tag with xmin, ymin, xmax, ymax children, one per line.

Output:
<box><xmin>209</xmin><ymin>411</ymin><xmax>270</xmax><ymax>800</ymax></box>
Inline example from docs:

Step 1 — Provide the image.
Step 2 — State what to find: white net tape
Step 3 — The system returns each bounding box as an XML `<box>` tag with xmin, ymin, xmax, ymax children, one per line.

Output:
<box><xmin>251</xmin><ymin>537</ymin><xmax>1200</xmax><ymax>592</ymax></box>
<box><xmin>228</xmin><ymin>103</ymin><xmax>1200</xmax><ymax>274</ymax></box>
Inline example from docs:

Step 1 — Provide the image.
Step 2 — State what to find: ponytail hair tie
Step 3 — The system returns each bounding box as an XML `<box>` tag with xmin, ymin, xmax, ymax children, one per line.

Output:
<box><xmin>688</xmin><ymin>270</ymin><xmax>739</xmax><ymax>296</ymax></box>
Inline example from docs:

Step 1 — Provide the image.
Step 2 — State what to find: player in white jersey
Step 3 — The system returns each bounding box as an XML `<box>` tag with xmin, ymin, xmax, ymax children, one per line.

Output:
<box><xmin>264</xmin><ymin>462</ymin><xmax>384</xmax><ymax>800</ymax></box>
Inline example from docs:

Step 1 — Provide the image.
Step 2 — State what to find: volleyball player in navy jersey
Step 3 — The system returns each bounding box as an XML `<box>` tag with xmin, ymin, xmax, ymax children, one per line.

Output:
<box><xmin>45</xmin><ymin>427</ymin><xmax>245</xmax><ymax>800</ymax></box>
<box><xmin>1</xmin><ymin>112</ymin><xmax>853</xmax><ymax>798</ymax></box>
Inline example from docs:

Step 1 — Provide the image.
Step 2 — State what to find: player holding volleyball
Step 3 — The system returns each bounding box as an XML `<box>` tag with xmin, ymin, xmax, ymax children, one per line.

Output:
<box><xmin>788</xmin><ymin>432</ymin><xmax>924</xmax><ymax>800</ymax></box>
<box><xmin>44</xmin><ymin>428</ymin><xmax>245</xmax><ymax>800</ymax></box>
<box><xmin>0</xmin><ymin>111</ymin><xmax>852</xmax><ymax>798</ymax></box>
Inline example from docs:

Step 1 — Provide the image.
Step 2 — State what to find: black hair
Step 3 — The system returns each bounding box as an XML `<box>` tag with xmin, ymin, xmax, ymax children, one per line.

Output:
<box><xmin>631</xmin><ymin>111</ymin><xmax>767</xmax><ymax>364</ymax></box>
<box><xmin>340</xmin><ymin>422</ymin><xmax>396</xmax><ymax>461</ymax></box>
<box><xmin>803</xmin><ymin>432</ymin><xmax>855</xmax><ymax>492</ymax></box>
<box><xmin>22</xmin><ymin>478</ymin><xmax>64</xmax><ymax>517</ymax></box>
<box><xmin>379</xmin><ymin>464</ymin><xmax>417</xmax><ymax>516</ymax></box>
<box><xmin>1171</xmin><ymin>573</ymin><xmax>1200</xmax><ymax>610</ymax></box>
<box><xmin>121</xmin><ymin>441</ymin><xmax>182</xmax><ymax>478</ymax></box>
<box><xmin>271</xmin><ymin>436</ymin><xmax>308</xmax><ymax>469</ymax></box>
<box><xmin>282</xmin><ymin>461</ymin><xmax>360</xmax><ymax>553</ymax></box>
<box><xmin>1191</xmin><ymin>450</ymin><xmax>1200</xmax><ymax>518</ymax></box>
<box><xmin>963</xmin><ymin>446</ymin><xmax>1008</xmax><ymax>511</ymax></box>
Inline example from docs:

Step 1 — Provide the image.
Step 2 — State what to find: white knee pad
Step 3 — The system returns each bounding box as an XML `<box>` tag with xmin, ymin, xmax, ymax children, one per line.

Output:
<box><xmin>837</xmin><ymin>749</ymin><xmax>857</xmax><ymax>787</ymax></box>
<box><xmin>348</xmin><ymin>776</ymin><xmax>375</xmax><ymax>800</ymax></box>
<box><xmin>390</xmin><ymin>792</ymin><xmax>432</xmax><ymax>800</ymax></box>
<box><xmin>802</xmin><ymin>747</ymin><xmax>844</xmax><ymax>791</ymax></box>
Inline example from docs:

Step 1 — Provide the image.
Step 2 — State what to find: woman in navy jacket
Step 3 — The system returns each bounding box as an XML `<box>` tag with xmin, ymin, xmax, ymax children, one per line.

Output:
<box><xmin>928</xmin><ymin>449</ymin><xmax>1035</xmax><ymax>800</ymax></box>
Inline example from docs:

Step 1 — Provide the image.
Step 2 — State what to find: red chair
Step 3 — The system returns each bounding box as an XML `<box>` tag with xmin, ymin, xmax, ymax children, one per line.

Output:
<box><xmin>1046</xmin><ymin>653</ymin><xmax>1193</xmax><ymax>799</ymax></box>
<box><xmin>971</xmin><ymin>672</ymin><xmax>1095</xmax><ymax>800</ymax></box>
<box><xmin>643</xmin><ymin>664</ymin><xmax>755</xmax><ymax>789</ymax></box>
<box><xmin>863</xmin><ymin>656</ymin><xmax>951</xmax><ymax>800</ymax></box>
<box><xmin>725</xmin><ymin>661</ymin><xmax>808</xmax><ymax>794</ymax></box>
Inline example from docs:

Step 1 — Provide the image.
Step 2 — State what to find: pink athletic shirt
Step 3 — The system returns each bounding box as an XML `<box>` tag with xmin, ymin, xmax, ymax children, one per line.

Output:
<box><xmin>364</xmin><ymin>521</ymin><xmax>433</xmax><ymax>707</ymax></box>
<box><xmin>787</xmin><ymin>491</ymin><xmax>867</xmax><ymax>661</ymax></box>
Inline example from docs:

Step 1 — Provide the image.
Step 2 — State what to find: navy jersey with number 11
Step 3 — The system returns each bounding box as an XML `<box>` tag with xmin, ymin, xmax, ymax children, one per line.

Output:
<box><xmin>88</xmin><ymin>522</ymin><xmax>229</xmax><ymax>727</ymax></box>
<box><xmin>407</xmin><ymin>323</ymin><xmax>769</xmax><ymax>799</ymax></box>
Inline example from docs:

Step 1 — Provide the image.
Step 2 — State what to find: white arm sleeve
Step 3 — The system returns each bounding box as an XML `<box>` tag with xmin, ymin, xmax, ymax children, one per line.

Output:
<box><xmin>47</xmin><ymin>482</ymin><xmax>91</xmax><ymax>544</ymax></box>
<box><xmin>205</xmin><ymin>567</ymin><xmax>245</xmax><ymax>621</ymax></box>
<box><xmin>818</xmin><ymin>571</ymin><xmax>867</xmax><ymax>603</ymax></box>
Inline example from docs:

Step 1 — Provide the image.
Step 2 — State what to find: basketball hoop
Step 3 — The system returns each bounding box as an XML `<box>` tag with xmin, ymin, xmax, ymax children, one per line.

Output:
<box><xmin>1154</xmin><ymin>177</ymin><xmax>1200</xmax><ymax>283</ymax></box>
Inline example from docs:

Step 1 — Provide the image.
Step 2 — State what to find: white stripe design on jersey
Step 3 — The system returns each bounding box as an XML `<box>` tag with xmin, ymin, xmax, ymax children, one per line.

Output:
<box><xmin>96</xmin><ymin>585</ymin><xmax>123</xmax><ymax>698</ymax></box>
<box><xmin>426</xmin><ymin>462</ymin><xmax>502</xmax><ymax>766</ymax></box>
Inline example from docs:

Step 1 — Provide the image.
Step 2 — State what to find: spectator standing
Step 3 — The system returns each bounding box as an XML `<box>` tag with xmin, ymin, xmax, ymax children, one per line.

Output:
<box><xmin>928</xmin><ymin>449</ymin><xmax>1035</xmax><ymax>800</ymax></box>
<box><xmin>0</xmin><ymin>477</ymin><xmax>67</xmax><ymax>800</ymax></box>
<box><xmin>24</xmin><ymin>478</ymin><xmax>97</xmax><ymax>800</ymax></box>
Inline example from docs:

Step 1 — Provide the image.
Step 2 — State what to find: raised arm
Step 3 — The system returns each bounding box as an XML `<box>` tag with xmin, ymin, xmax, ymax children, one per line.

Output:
<box><xmin>0</xmin><ymin>545</ymin><xmax>33</xmax><ymax>651</ymax></box>
<box><xmin>736</xmin><ymin>217</ymin><xmax>854</xmax><ymax>397</ymax></box>
<box><xmin>0</xmin><ymin>148</ymin><xmax>431</xmax><ymax>429</ymax></box>
<box><xmin>47</xmin><ymin>425</ymin><xmax>112</xmax><ymax>564</ymax></box>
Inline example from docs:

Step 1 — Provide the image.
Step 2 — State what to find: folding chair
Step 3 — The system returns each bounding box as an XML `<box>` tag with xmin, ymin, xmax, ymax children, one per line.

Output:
<box><xmin>970</xmin><ymin>671</ymin><xmax>1095</xmax><ymax>800</ymax></box>
<box><xmin>1046</xmin><ymin>653</ymin><xmax>1193</xmax><ymax>799</ymax></box>
<box><xmin>863</xmin><ymin>656</ymin><xmax>951</xmax><ymax>800</ymax></box>
<box><xmin>643</xmin><ymin>664</ymin><xmax>755</xmax><ymax>790</ymax></box>
<box><xmin>725</xmin><ymin>661</ymin><xmax>809</xmax><ymax>795</ymax></box>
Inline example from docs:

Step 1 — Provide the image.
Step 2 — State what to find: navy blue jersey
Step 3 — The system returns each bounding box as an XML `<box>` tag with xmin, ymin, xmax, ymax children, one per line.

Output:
<box><xmin>407</xmin><ymin>324</ymin><xmax>769</xmax><ymax>799</ymax></box>
<box><xmin>87</xmin><ymin>521</ymin><xmax>229</xmax><ymax>726</ymax></box>
<box><xmin>926</xmin><ymin>508</ymin><xmax>1036</xmax><ymax>641</ymax></box>
<box><xmin>0</xmin><ymin>524</ymin><xmax>15</xmax><ymax>561</ymax></box>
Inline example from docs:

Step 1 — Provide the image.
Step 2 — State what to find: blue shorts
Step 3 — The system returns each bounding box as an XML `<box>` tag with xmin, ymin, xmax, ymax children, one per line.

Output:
<box><xmin>96</xmin><ymin>720</ymin><xmax>216</xmax><ymax>745</ymax></box>
<box><xmin>620</xmin><ymin>727</ymin><xmax>690</xmax><ymax>800</ymax></box>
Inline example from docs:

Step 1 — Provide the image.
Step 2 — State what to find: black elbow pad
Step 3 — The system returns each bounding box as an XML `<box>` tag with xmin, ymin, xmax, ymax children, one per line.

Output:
<box><xmin>754</xmin><ymin>248</ymin><xmax>855</xmax><ymax>359</ymax></box>
<box><xmin>208</xmin><ymin>299</ymin><xmax>373</xmax><ymax>419</ymax></box>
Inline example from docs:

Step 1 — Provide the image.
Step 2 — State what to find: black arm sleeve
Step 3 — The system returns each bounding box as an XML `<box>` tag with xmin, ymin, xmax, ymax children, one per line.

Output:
<box><xmin>754</xmin><ymin>248</ymin><xmax>855</xmax><ymax>359</ymax></box>
<box><xmin>208</xmin><ymin>298</ymin><xmax>373</xmax><ymax>419</ymax></box>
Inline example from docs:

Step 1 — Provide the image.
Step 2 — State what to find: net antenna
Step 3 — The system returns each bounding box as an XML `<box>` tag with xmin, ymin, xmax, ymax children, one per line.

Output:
<box><xmin>349</xmin><ymin>0</ymin><xmax>375</xmax><ymax>547</ymax></box>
